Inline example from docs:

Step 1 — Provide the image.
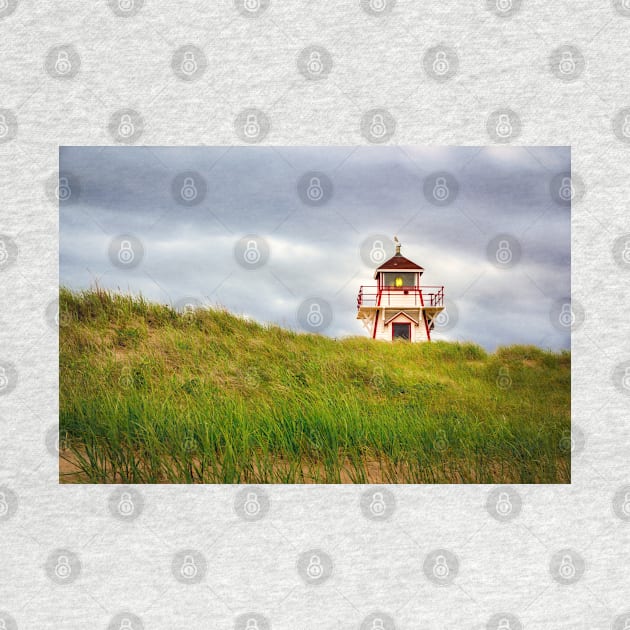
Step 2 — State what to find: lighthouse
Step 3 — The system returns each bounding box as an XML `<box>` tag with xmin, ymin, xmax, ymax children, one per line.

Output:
<box><xmin>357</xmin><ymin>239</ymin><xmax>445</xmax><ymax>342</ymax></box>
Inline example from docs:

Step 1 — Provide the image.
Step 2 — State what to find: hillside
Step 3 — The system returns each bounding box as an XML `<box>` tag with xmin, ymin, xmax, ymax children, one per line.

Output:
<box><xmin>59</xmin><ymin>288</ymin><xmax>571</xmax><ymax>483</ymax></box>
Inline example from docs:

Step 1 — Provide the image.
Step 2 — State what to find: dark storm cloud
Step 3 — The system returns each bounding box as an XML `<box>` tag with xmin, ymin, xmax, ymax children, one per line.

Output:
<box><xmin>60</xmin><ymin>146</ymin><xmax>570</xmax><ymax>351</ymax></box>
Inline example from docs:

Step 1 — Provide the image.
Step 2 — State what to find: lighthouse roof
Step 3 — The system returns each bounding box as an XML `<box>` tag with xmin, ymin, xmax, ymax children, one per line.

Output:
<box><xmin>376</xmin><ymin>252</ymin><xmax>424</xmax><ymax>272</ymax></box>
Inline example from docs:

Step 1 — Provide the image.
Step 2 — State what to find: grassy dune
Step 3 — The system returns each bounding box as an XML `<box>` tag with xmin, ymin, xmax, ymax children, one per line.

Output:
<box><xmin>59</xmin><ymin>288</ymin><xmax>571</xmax><ymax>484</ymax></box>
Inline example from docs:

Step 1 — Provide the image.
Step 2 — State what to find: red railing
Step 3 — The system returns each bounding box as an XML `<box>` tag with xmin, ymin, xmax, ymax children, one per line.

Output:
<box><xmin>357</xmin><ymin>286</ymin><xmax>444</xmax><ymax>309</ymax></box>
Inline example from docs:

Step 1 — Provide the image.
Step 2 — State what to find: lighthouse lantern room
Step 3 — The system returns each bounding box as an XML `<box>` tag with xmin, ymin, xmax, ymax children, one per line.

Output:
<box><xmin>357</xmin><ymin>239</ymin><xmax>445</xmax><ymax>342</ymax></box>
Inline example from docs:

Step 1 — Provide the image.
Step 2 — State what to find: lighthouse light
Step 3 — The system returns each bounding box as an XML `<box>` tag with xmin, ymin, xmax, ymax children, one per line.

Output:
<box><xmin>395</xmin><ymin>276</ymin><xmax>403</xmax><ymax>287</ymax></box>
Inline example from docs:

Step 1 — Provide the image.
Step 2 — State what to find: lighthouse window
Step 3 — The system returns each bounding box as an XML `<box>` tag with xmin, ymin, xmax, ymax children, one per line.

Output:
<box><xmin>382</xmin><ymin>272</ymin><xmax>415</xmax><ymax>287</ymax></box>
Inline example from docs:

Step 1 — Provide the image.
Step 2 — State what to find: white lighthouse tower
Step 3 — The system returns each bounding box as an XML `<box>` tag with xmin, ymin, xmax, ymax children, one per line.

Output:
<box><xmin>357</xmin><ymin>239</ymin><xmax>445</xmax><ymax>342</ymax></box>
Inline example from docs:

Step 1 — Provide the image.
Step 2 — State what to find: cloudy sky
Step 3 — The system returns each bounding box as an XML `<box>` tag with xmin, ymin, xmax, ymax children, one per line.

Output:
<box><xmin>60</xmin><ymin>145</ymin><xmax>571</xmax><ymax>351</ymax></box>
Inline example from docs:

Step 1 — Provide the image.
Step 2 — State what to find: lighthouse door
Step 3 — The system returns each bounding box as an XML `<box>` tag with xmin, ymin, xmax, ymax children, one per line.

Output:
<box><xmin>392</xmin><ymin>322</ymin><xmax>411</xmax><ymax>341</ymax></box>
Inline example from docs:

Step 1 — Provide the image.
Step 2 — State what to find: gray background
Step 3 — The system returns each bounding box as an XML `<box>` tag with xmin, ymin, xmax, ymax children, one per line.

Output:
<box><xmin>1</xmin><ymin>1</ymin><xmax>630</xmax><ymax>628</ymax></box>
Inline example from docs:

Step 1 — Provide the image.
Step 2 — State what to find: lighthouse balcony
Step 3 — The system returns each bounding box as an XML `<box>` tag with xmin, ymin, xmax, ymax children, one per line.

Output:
<box><xmin>357</xmin><ymin>286</ymin><xmax>444</xmax><ymax>311</ymax></box>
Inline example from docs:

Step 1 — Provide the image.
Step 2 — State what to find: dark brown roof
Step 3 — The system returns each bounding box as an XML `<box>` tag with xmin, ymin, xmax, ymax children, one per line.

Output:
<box><xmin>376</xmin><ymin>253</ymin><xmax>424</xmax><ymax>271</ymax></box>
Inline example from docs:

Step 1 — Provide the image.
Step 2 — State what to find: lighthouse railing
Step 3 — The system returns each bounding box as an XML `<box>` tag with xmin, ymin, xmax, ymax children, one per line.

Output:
<box><xmin>357</xmin><ymin>286</ymin><xmax>444</xmax><ymax>309</ymax></box>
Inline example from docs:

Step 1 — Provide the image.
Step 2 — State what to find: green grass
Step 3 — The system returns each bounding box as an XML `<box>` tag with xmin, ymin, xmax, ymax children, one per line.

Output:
<box><xmin>59</xmin><ymin>288</ymin><xmax>571</xmax><ymax>484</ymax></box>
